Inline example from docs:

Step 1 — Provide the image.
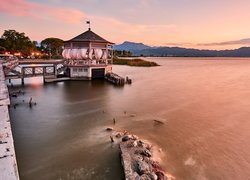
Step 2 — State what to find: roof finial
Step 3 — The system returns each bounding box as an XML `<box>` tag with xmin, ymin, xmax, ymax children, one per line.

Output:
<box><xmin>86</xmin><ymin>20</ymin><xmax>91</xmax><ymax>31</ymax></box>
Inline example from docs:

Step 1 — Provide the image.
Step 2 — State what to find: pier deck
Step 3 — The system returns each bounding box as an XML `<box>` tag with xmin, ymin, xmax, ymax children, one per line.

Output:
<box><xmin>0</xmin><ymin>64</ymin><xmax>19</xmax><ymax>180</ymax></box>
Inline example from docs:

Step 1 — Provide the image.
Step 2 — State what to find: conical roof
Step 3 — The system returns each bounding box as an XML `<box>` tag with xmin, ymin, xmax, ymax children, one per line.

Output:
<box><xmin>65</xmin><ymin>29</ymin><xmax>113</xmax><ymax>44</ymax></box>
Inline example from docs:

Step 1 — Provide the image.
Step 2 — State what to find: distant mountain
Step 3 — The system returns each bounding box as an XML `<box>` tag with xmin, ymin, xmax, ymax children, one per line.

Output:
<box><xmin>114</xmin><ymin>41</ymin><xmax>151</xmax><ymax>51</ymax></box>
<box><xmin>134</xmin><ymin>46</ymin><xmax>250</xmax><ymax>57</ymax></box>
<box><xmin>114</xmin><ymin>41</ymin><xmax>250</xmax><ymax>57</ymax></box>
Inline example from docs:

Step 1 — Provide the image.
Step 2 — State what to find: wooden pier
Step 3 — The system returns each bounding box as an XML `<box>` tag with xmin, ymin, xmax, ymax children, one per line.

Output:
<box><xmin>0</xmin><ymin>63</ymin><xmax>20</xmax><ymax>180</ymax></box>
<box><xmin>3</xmin><ymin>59</ymin><xmax>132</xmax><ymax>86</ymax></box>
<box><xmin>3</xmin><ymin>59</ymin><xmax>66</xmax><ymax>85</ymax></box>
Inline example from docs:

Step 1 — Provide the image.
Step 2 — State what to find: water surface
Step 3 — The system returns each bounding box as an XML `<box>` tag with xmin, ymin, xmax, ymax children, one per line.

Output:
<box><xmin>9</xmin><ymin>57</ymin><xmax>250</xmax><ymax>179</ymax></box>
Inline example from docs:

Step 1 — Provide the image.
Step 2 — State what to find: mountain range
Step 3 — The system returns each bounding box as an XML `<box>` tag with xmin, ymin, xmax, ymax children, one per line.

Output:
<box><xmin>114</xmin><ymin>41</ymin><xmax>250</xmax><ymax>57</ymax></box>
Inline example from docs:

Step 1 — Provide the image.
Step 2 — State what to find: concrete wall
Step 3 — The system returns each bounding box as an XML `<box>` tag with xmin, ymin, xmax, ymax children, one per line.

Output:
<box><xmin>70</xmin><ymin>67</ymin><xmax>89</xmax><ymax>78</ymax></box>
<box><xmin>0</xmin><ymin>64</ymin><xmax>20</xmax><ymax>180</ymax></box>
<box><xmin>70</xmin><ymin>66</ymin><xmax>111</xmax><ymax>79</ymax></box>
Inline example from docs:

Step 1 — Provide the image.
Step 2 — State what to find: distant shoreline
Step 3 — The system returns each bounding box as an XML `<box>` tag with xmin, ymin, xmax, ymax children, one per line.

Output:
<box><xmin>114</xmin><ymin>42</ymin><xmax>250</xmax><ymax>57</ymax></box>
<box><xmin>117</xmin><ymin>56</ymin><xmax>250</xmax><ymax>59</ymax></box>
<box><xmin>119</xmin><ymin>55</ymin><xmax>250</xmax><ymax>58</ymax></box>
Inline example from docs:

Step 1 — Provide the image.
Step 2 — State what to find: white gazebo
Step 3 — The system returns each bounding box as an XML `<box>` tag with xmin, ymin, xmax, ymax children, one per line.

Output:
<box><xmin>62</xmin><ymin>28</ymin><xmax>114</xmax><ymax>79</ymax></box>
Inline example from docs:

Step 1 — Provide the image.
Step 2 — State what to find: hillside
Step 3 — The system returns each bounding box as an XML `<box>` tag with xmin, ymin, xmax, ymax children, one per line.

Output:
<box><xmin>114</xmin><ymin>41</ymin><xmax>151</xmax><ymax>51</ymax></box>
<box><xmin>114</xmin><ymin>42</ymin><xmax>250</xmax><ymax>57</ymax></box>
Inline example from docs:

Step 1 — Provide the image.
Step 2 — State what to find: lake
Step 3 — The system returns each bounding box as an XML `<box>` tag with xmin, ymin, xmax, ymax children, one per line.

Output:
<box><xmin>9</xmin><ymin>57</ymin><xmax>250</xmax><ymax>179</ymax></box>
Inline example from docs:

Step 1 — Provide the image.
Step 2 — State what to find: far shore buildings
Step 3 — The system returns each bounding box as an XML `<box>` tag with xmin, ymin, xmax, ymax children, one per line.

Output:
<box><xmin>62</xmin><ymin>28</ymin><xmax>114</xmax><ymax>79</ymax></box>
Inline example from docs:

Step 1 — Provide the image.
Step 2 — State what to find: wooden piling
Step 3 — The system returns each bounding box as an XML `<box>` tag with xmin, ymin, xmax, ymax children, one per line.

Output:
<box><xmin>105</xmin><ymin>72</ymin><xmax>126</xmax><ymax>86</ymax></box>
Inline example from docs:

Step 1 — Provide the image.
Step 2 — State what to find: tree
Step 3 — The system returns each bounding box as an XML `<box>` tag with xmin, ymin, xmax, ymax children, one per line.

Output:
<box><xmin>113</xmin><ymin>50</ymin><xmax>133</xmax><ymax>57</ymax></box>
<box><xmin>41</xmin><ymin>38</ymin><xmax>63</xmax><ymax>58</ymax></box>
<box><xmin>0</xmin><ymin>46</ymin><xmax>5</xmax><ymax>54</ymax></box>
<box><xmin>0</xmin><ymin>30</ymin><xmax>35</xmax><ymax>56</ymax></box>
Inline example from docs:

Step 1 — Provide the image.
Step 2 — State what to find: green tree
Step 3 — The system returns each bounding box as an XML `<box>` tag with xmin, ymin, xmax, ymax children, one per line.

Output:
<box><xmin>0</xmin><ymin>30</ymin><xmax>35</xmax><ymax>56</ymax></box>
<box><xmin>41</xmin><ymin>38</ymin><xmax>63</xmax><ymax>58</ymax></box>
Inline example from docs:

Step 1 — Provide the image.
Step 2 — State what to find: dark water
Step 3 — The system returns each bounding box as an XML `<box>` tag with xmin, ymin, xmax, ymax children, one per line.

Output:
<box><xmin>9</xmin><ymin>57</ymin><xmax>250</xmax><ymax>180</ymax></box>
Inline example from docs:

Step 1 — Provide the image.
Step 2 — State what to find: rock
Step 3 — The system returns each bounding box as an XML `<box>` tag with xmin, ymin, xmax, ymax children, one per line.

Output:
<box><xmin>115</xmin><ymin>133</ymin><xmax>122</xmax><ymax>138</ymax></box>
<box><xmin>132</xmin><ymin>135</ymin><xmax>139</xmax><ymax>140</ymax></box>
<box><xmin>127</xmin><ymin>173</ymin><xmax>140</xmax><ymax>180</ymax></box>
<box><xmin>127</xmin><ymin>140</ymin><xmax>137</xmax><ymax>148</ymax></box>
<box><xmin>151</xmin><ymin>161</ymin><xmax>162</xmax><ymax>170</ymax></box>
<box><xmin>139</xmin><ymin>174</ymin><xmax>151</xmax><ymax>180</ymax></box>
<box><xmin>133</xmin><ymin>140</ymin><xmax>138</xmax><ymax>147</ymax></box>
<box><xmin>137</xmin><ymin>140</ymin><xmax>151</xmax><ymax>150</ymax></box>
<box><xmin>135</xmin><ymin>149</ymin><xmax>152</xmax><ymax>158</ymax></box>
<box><xmin>137</xmin><ymin>160</ymin><xmax>151</xmax><ymax>175</ymax></box>
<box><xmin>122</xmin><ymin>135</ymin><xmax>137</xmax><ymax>142</ymax></box>
<box><xmin>136</xmin><ymin>155</ymin><xmax>144</xmax><ymax>161</ymax></box>
<box><xmin>122</xmin><ymin>135</ymin><xmax>130</xmax><ymax>142</ymax></box>
<box><xmin>147</xmin><ymin>172</ymin><xmax>158</xmax><ymax>180</ymax></box>
<box><xmin>137</xmin><ymin>140</ymin><xmax>144</xmax><ymax>147</ymax></box>
<box><xmin>143</xmin><ymin>157</ymin><xmax>151</xmax><ymax>164</ymax></box>
<box><xmin>106</xmin><ymin>127</ymin><xmax>113</xmax><ymax>131</ymax></box>
<box><xmin>155</xmin><ymin>171</ymin><xmax>166</xmax><ymax>180</ymax></box>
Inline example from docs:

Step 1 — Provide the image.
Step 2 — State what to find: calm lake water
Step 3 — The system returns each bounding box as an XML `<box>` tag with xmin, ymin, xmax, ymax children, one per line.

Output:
<box><xmin>8</xmin><ymin>57</ymin><xmax>250</xmax><ymax>180</ymax></box>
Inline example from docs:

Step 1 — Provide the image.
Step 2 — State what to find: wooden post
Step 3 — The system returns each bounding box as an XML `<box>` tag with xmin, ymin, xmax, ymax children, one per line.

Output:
<box><xmin>21</xmin><ymin>78</ymin><xmax>24</xmax><ymax>85</ymax></box>
<box><xmin>43</xmin><ymin>67</ymin><xmax>46</xmax><ymax>84</ymax></box>
<box><xmin>32</xmin><ymin>67</ymin><xmax>35</xmax><ymax>76</ymax></box>
<box><xmin>54</xmin><ymin>64</ymin><xmax>57</xmax><ymax>77</ymax></box>
<box><xmin>21</xmin><ymin>68</ymin><xmax>24</xmax><ymax>85</ymax></box>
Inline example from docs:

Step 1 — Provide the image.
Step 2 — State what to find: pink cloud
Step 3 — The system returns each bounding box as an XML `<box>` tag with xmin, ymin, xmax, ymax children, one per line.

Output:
<box><xmin>0</xmin><ymin>0</ymin><xmax>85</xmax><ymax>24</ymax></box>
<box><xmin>0</xmin><ymin>0</ymin><xmax>33</xmax><ymax>16</ymax></box>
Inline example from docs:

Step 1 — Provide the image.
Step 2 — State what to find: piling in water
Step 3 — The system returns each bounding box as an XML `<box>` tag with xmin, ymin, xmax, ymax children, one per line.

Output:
<box><xmin>105</xmin><ymin>73</ymin><xmax>126</xmax><ymax>86</ymax></box>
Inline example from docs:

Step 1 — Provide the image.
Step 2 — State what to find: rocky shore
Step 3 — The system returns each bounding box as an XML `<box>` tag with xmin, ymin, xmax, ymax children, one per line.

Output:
<box><xmin>107</xmin><ymin>128</ymin><xmax>167</xmax><ymax>180</ymax></box>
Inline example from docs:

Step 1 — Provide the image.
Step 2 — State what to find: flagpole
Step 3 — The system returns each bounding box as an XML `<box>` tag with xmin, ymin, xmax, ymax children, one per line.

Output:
<box><xmin>86</xmin><ymin>21</ymin><xmax>91</xmax><ymax>30</ymax></box>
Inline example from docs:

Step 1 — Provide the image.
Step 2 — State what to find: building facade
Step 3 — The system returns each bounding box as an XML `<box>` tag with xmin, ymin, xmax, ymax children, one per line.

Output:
<box><xmin>62</xmin><ymin>28</ymin><xmax>113</xmax><ymax>79</ymax></box>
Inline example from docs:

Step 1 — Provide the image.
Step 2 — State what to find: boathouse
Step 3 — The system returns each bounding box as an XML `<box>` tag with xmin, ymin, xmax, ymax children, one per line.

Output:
<box><xmin>62</xmin><ymin>28</ymin><xmax>114</xmax><ymax>79</ymax></box>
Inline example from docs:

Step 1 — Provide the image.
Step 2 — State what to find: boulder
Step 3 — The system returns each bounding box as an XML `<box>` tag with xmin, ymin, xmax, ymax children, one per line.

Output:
<box><xmin>106</xmin><ymin>127</ymin><xmax>113</xmax><ymax>131</ymax></box>
<box><xmin>147</xmin><ymin>172</ymin><xmax>158</xmax><ymax>180</ymax></box>
<box><xmin>137</xmin><ymin>140</ymin><xmax>151</xmax><ymax>150</ymax></box>
<box><xmin>135</xmin><ymin>149</ymin><xmax>152</xmax><ymax>158</ymax></box>
<box><xmin>115</xmin><ymin>133</ymin><xmax>122</xmax><ymax>138</ymax></box>
<box><xmin>139</xmin><ymin>174</ymin><xmax>151</xmax><ymax>180</ymax></box>
<box><xmin>122</xmin><ymin>135</ymin><xmax>137</xmax><ymax>142</ymax></box>
<box><xmin>155</xmin><ymin>171</ymin><xmax>166</xmax><ymax>180</ymax></box>
<box><xmin>137</xmin><ymin>160</ymin><xmax>151</xmax><ymax>175</ymax></box>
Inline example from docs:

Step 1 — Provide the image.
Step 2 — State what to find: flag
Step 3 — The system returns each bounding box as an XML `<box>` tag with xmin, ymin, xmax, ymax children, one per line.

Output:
<box><xmin>86</xmin><ymin>21</ymin><xmax>90</xmax><ymax>24</ymax></box>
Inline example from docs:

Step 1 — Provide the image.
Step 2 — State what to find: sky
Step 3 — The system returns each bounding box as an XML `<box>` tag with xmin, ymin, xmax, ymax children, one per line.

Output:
<box><xmin>1</xmin><ymin>0</ymin><xmax>250</xmax><ymax>50</ymax></box>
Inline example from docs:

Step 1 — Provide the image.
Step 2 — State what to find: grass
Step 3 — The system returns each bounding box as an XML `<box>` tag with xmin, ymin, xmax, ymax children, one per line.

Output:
<box><xmin>113</xmin><ymin>57</ymin><xmax>159</xmax><ymax>67</ymax></box>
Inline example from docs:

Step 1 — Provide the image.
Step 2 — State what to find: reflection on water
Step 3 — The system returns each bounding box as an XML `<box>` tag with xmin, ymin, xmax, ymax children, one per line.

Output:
<box><xmin>9</xmin><ymin>57</ymin><xmax>250</xmax><ymax>180</ymax></box>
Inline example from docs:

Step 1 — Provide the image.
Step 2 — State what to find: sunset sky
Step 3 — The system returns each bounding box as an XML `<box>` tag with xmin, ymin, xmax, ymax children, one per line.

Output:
<box><xmin>1</xmin><ymin>0</ymin><xmax>250</xmax><ymax>50</ymax></box>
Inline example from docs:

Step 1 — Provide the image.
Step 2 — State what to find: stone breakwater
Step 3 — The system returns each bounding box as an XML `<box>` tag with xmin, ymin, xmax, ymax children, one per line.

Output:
<box><xmin>107</xmin><ymin>128</ymin><xmax>168</xmax><ymax>180</ymax></box>
<box><xmin>0</xmin><ymin>64</ymin><xmax>19</xmax><ymax>180</ymax></box>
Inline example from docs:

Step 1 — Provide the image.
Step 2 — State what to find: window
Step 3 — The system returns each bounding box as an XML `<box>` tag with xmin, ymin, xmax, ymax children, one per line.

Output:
<box><xmin>78</xmin><ymin>68</ymin><xmax>83</xmax><ymax>72</ymax></box>
<box><xmin>84</xmin><ymin>68</ymin><xmax>88</xmax><ymax>72</ymax></box>
<box><xmin>73</xmin><ymin>68</ymin><xmax>77</xmax><ymax>73</ymax></box>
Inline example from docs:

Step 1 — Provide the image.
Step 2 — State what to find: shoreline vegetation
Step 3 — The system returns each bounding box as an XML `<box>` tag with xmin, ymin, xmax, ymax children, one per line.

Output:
<box><xmin>113</xmin><ymin>57</ymin><xmax>159</xmax><ymax>67</ymax></box>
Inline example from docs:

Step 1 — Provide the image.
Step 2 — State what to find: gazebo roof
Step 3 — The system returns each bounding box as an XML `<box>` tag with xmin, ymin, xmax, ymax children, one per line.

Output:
<box><xmin>64</xmin><ymin>29</ymin><xmax>114</xmax><ymax>44</ymax></box>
